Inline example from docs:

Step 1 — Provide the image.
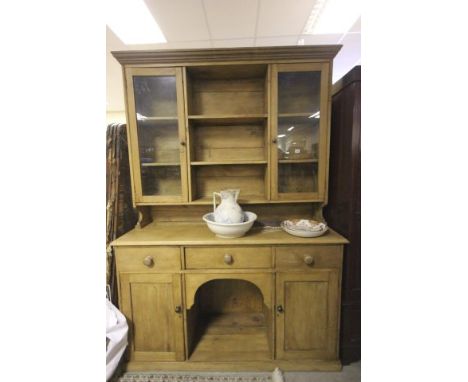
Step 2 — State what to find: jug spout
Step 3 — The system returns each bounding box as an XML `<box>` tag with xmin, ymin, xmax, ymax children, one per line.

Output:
<box><xmin>220</xmin><ymin>189</ymin><xmax>240</xmax><ymax>201</ymax></box>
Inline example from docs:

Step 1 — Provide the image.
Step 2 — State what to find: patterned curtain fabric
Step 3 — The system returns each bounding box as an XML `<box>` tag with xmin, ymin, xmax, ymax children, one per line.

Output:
<box><xmin>106</xmin><ymin>123</ymin><xmax>137</xmax><ymax>305</ymax></box>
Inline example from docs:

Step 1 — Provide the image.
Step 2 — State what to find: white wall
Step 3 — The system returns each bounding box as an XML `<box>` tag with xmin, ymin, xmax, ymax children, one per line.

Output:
<box><xmin>106</xmin><ymin>111</ymin><xmax>127</xmax><ymax>125</ymax></box>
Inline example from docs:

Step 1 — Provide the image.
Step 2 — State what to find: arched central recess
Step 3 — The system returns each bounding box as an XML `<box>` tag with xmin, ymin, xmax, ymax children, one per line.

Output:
<box><xmin>186</xmin><ymin>279</ymin><xmax>273</xmax><ymax>361</ymax></box>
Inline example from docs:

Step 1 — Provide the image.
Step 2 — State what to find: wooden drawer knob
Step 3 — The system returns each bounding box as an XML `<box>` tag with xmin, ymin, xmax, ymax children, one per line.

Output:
<box><xmin>143</xmin><ymin>256</ymin><xmax>154</xmax><ymax>267</ymax></box>
<box><xmin>224</xmin><ymin>254</ymin><xmax>233</xmax><ymax>265</ymax></box>
<box><xmin>304</xmin><ymin>255</ymin><xmax>315</xmax><ymax>265</ymax></box>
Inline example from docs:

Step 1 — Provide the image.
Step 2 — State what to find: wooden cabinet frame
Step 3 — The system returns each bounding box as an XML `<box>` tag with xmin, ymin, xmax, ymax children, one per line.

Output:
<box><xmin>119</xmin><ymin>273</ymin><xmax>185</xmax><ymax>361</ymax></box>
<box><xmin>112</xmin><ymin>46</ymin><xmax>347</xmax><ymax>372</ymax></box>
<box><xmin>270</xmin><ymin>63</ymin><xmax>330</xmax><ymax>201</ymax></box>
<box><xmin>125</xmin><ymin>67</ymin><xmax>189</xmax><ymax>204</ymax></box>
<box><xmin>122</xmin><ymin>62</ymin><xmax>332</xmax><ymax>206</ymax></box>
<box><xmin>276</xmin><ymin>270</ymin><xmax>340</xmax><ymax>360</ymax></box>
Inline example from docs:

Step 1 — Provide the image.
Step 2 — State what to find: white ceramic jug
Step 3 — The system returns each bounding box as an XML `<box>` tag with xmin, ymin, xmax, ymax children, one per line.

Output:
<box><xmin>213</xmin><ymin>189</ymin><xmax>244</xmax><ymax>224</ymax></box>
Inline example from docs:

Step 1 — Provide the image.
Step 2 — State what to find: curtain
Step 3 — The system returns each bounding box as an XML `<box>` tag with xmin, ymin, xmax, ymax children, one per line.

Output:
<box><xmin>106</xmin><ymin>123</ymin><xmax>137</xmax><ymax>305</ymax></box>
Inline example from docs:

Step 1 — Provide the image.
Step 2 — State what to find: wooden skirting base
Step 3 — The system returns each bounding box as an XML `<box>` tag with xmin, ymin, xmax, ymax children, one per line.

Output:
<box><xmin>124</xmin><ymin>360</ymin><xmax>342</xmax><ymax>372</ymax></box>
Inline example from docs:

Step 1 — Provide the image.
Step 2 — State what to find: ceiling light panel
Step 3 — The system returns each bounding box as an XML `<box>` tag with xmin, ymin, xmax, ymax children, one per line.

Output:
<box><xmin>303</xmin><ymin>0</ymin><xmax>360</xmax><ymax>35</ymax></box>
<box><xmin>107</xmin><ymin>0</ymin><xmax>167</xmax><ymax>45</ymax></box>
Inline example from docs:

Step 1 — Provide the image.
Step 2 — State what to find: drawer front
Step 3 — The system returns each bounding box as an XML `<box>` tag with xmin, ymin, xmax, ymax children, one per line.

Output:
<box><xmin>276</xmin><ymin>245</ymin><xmax>342</xmax><ymax>270</ymax></box>
<box><xmin>115</xmin><ymin>246</ymin><xmax>181</xmax><ymax>272</ymax></box>
<box><xmin>185</xmin><ymin>246</ymin><xmax>272</xmax><ymax>269</ymax></box>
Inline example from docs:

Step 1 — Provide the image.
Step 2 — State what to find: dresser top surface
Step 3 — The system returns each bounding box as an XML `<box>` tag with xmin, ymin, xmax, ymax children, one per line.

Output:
<box><xmin>111</xmin><ymin>223</ymin><xmax>348</xmax><ymax>247</ymax></box>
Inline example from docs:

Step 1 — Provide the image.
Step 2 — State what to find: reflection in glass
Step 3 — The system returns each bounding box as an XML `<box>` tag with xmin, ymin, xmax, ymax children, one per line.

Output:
<box><xmin>133</xmin><ymin>76</ymin><xmax>177</xmax><ymax>117</ymax></box>
<box><xmin>277</xmin><ymin>116</ymin><xmax>319</xmax><ymax>160</ymax></box>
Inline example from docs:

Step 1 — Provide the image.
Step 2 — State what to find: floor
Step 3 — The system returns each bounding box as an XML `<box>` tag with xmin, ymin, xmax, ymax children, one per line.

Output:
<box><xmin>112</xmin><ymin>362</ymin><xmax>361</xmax><ymax>382</ymax></box>
<box><xmin>284</xmin><ymin>362</ymin><xmax>361</xmax><ymax>382</ymax></box>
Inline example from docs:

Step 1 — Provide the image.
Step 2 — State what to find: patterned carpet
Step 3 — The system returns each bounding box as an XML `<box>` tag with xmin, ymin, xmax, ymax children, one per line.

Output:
<box><xmin>116</xmin><ymin>372</ymin><xmax>273</xmax><ymax>382</ymax></box>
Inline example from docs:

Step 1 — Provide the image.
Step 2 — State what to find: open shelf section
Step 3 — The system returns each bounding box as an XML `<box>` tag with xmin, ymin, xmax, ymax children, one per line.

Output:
<box><xmin>189</xmin><ymin>119</ymin><xmax>268</xmax><ymax>163</ymax></box>
<box><xmin>191</xmin><ymin>160</ymin><xmax>267</xmax><ymax>166</ymax></box>
<box><xmin>186</xmin><ymin>64</ymin><xmax>268</xmax><ymax>116</ymax></box>
<box><xmin>189</xmin><ymin>312</ymin><xmax>270</xmax><ymax>362</ymax></box>
<box><xmin>191</xmin><ymin>164</ymin><xmax>268</xmax><ymax>202</ymax></box>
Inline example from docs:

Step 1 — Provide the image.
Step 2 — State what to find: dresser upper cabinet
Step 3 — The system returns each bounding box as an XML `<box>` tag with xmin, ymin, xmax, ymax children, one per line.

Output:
<box><xmin>125</xmin><ymin>67</ymin><xmax>189</xmax><ymax>203</ymax></box>
<box><xmin>271</xmin><ymin>63</ymin><xmax>330</xmax><ymax>201</ymax></box>
<box><xmin>117</xmin><ymin>48</ymin><xmax>336</xmax><ymax>206</ymax></box>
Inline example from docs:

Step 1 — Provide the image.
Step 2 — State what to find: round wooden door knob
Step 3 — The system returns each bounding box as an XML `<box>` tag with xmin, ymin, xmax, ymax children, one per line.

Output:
<box><xmin>143</xmin><ymin>256</ymin><xmax>154</xmax><ymax>267</ymax></box>
<box><xmin>304</xmin><ymin>255</ymin><xmax>315</xmax><ymax>265</ymax></box>
<box><xmin>224</xmin><ymin>254</ymin><xmax>233</xmax><ymax>265</ymax></box>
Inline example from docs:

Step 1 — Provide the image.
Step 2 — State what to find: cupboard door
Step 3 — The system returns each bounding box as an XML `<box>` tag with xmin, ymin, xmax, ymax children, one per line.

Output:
<box><xmin>125</xmin><ymin>67</ymin><xmax>189</xmax><ymax>203</ymax></box>
<box><xmin>276</xmin><ymin>271</ymin><xmax>339</xmax><ymax>360</ymax></box>
<box><xmin>120</xmin><ymin>273</ymin><xmax>185</xmax><ymax>361</ymax></box>
<box><xmin>271</xmin><ymin>63</ymin><xmax>330</xmax><ymax>201</ymax></box>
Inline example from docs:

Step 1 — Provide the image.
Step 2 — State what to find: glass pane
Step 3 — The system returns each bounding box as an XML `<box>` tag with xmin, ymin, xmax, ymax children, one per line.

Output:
<box><xmin>132</xmin><ymin>74</ymin><xmax>183</xmax><ymax>198</ymax></box>
<box><xmin>278</xmin><ymin>71</ymin><xmax>320</xmax><ymax>114</ymax></box>
<box><xmin>133</xmin><ymin>76</ymin><xmax>177</xmax><ymax>117</ymax></box>
<box><xmin>277</xmin><ymin>116</ymin><xmax>319</xmax><ymax>160</ymax></box>
<box><xmin>276</xmin><ymin>70</ymin><xmax>321</xmax><ymax>195</ymax></box>
<box><xmin>141</xmin><ymin>166</ymin><xmax>182</xmax><ymax>196</ymax></box>
<box><xmin>138</xmin><ymin>121</ymin><xmax>182</xmax><ymax>196</ymax></box>
<box><xmin>137</xmin><ymin>121</ymin><xmax>180</xmax><ymax>164</ymax></box>
<box><xmin>278</xmin><ymin>163</ymin><xmax>318</xmax><ymax>193</ymax></box>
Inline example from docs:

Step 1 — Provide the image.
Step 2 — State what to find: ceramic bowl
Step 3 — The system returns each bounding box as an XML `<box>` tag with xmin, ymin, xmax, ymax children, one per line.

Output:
<box><xmin>203</xmin><ymin>211</ymin><xmax>257</xmax><ymax>238</ymax></box>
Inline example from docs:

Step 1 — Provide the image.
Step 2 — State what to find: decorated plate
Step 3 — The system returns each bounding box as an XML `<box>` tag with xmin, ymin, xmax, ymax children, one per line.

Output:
<box><xmin>281</xmin><ymin>219</ymin><xmax>328</xmax><ymax>238</ymax></box>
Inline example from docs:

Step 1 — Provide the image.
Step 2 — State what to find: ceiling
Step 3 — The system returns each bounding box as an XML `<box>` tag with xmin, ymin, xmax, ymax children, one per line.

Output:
<box><xmin>106</xmin><ymin>0</ymin><xmax>361</xmax><ymax>112</ymax></box>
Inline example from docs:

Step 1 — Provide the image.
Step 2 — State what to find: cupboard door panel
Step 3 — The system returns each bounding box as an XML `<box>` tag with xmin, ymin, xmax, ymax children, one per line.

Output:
<box><xmin>284</xmin><ymin>280</ymin><xmax>328</xmax><ymax>351</ymax></box>
<box><xmin>120</xmin><ymin>273</ymin><xmax>185</xmax><ymax>361</ymax></box>
<box><xmin>276</xmin><ymin>271</ymin><xmax>339</xmax><ymax>360</ymax></box>
<box><xmin>271</xmin><ymin>63</ymin><xmax>330</xmax><ymax>201</ymax></box>
<box><xmin>125</xmin><ymin>67</ymin><xmax>189</xmax><ymax>204</ymax></box>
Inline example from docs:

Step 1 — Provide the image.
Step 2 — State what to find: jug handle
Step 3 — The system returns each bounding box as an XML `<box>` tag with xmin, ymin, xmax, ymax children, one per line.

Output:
<box><xmin>213</xmin><ymin>192</ymin><xmax>221</xmax><ymax>213</ymax></box>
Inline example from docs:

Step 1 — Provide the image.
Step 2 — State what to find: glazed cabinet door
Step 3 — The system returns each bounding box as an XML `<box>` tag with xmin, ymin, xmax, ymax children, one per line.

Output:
<box><xmin>119</xmin><ymin>273</ymin><xmax>185</xmax><ymax>361</ymax></box>
<box><xmin>276</xmin><ymin>271</ymin><xmax>339</xmax><ymax>360</ymax></box>
<box><xmin>125</xmin><ymin>67</ymin><xmax>189</xmax><ymax>204</ymax></box>
<box><xmin>271</xmin><ymin>63</ymin><xmax>330</xmax><ymax>201</ymax></box>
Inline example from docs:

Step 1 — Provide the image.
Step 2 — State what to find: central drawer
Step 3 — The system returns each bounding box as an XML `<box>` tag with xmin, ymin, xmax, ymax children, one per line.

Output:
<box><xmin>185</xmin><ymin>246</ymin><xmax>272</xmax><ymax>269</ymax></box>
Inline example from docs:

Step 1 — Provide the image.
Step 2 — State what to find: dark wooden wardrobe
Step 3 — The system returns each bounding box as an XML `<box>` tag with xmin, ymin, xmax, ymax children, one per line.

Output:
<box><xmin>325</xmin><ymin>66</ymin><xmax>361</xmax><ymax>364</ymax></box>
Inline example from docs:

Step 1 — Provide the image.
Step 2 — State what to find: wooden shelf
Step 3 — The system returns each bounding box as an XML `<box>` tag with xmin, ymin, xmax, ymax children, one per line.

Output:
<box><xmin>188</xmin><ymin>114</ymin><xmax>267</xmax><ymax>124</ymax></box>
<box><xmin>189</xmin><ymin>312</ymin><xmax>270</xmax><ymax>362</ymax></box>
<box><xmin>278</xmin><ymin>113</ymin><xmax>318</xmax><ymax>118</ymax></box>
<box><xmin>278</xmin><ymin>159</ymin><xmax>318</xmax><ymax>164</ymax></box>
<box><xmin>137</xmin><ymin>116</ymin><xmax>178</xmax><ymax>121</ymax></box>
<box><xmin>191</xmin><ymin>160</ymin><xmax>267</xmax><ymax>166</ymax></box>
<box><xmin>191</xmin><ymin>196</ymin><xmax>268</xmax><ymax>205</ymax></box>
<box><xmin>141</xmin><ymin>162</ymin><xmax>180</xmax><ymax>167</ymax></box>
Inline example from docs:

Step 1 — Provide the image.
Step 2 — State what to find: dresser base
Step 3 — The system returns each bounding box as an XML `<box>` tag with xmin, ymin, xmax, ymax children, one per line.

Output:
<box><xmin>124</xmin><ymin>360</ymin><xmax>342</xmax><ymax>372</ymax></box>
